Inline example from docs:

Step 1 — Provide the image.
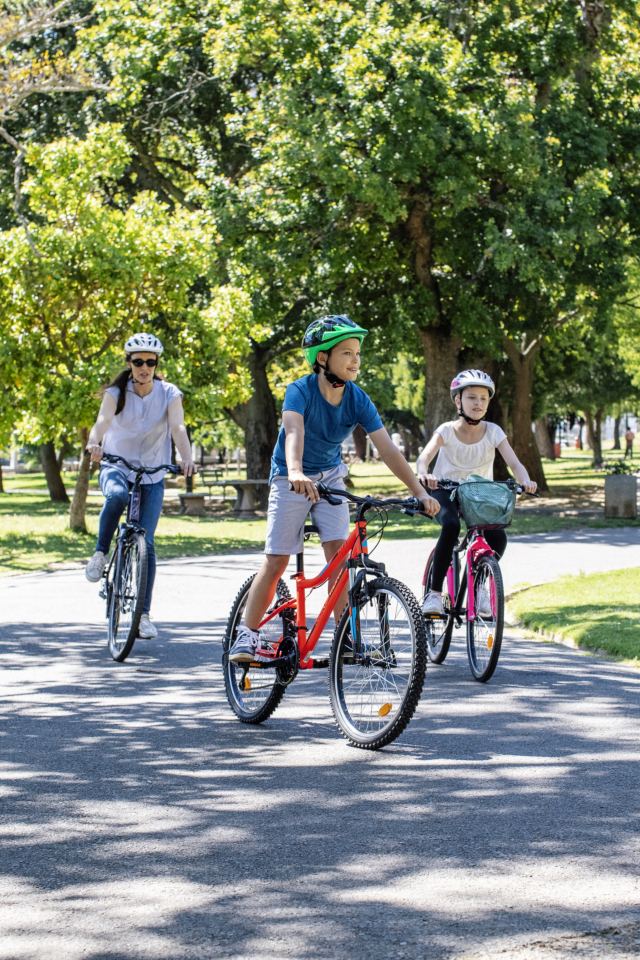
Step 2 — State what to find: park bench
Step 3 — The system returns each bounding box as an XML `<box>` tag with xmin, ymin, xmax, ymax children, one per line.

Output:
<box><xmin>199</xmin><ymin>467</ymin><xmax>228</xmax><ymax>499</ymax></box>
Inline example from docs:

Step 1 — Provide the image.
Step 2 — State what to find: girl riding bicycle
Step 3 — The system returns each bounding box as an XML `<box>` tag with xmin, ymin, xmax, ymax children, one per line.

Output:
<box><xmin>84</xmin><ymin>333</ymin><xmax>196</xmax><ymax>639</ymax></box>
<box><xmin>416</xmin><ymin>369</ymin><xmax>537</xmax><ymax>617</ymax></box>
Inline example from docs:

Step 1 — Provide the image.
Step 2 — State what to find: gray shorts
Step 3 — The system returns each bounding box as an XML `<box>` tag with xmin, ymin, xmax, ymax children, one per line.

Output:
<box><xmin>264</xmin><ymin>463</ymin><xmax>350</xmax><ymax>555</ymax></box>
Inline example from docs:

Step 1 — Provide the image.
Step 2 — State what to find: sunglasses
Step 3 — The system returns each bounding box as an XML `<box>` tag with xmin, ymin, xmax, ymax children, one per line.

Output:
<box><xmin>129</xmin><ymin>358</ymin><xmax>158</xmax><ymax>368</ymax></box>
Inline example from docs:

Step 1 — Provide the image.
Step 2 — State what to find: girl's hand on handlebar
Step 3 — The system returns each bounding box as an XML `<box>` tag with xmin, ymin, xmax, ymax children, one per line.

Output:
<box><xmin>86</xmin><ymin>444</ymin><xmax>103</xmax><ymax>463</ymax></box>
<box><xmin>180</xmin><ymin>459</ymin><xmax>197</xmax><ymax>477</ymax></box>
<box><xmin>419</xmin><ymin>494</ymin><xmax>440</xmax><ymax>517</ymax></box>
<box><xmin>289</xmin><ymin>471</ymin><xmax>320</xmax><ymax>502</ymax></box>
<box><xmin>523</xmin><ymin>480</ymin><xmax>537</xmax><ymax>494</ymax></box>
<box><xmin>419</xmin><ymin>473</ymin><xmax>439</xmax><ymax>491</ymax></box>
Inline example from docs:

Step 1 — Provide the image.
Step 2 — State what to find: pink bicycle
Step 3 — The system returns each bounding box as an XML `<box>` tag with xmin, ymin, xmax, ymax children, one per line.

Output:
<box><xmin>422</xmin><ymin>478</ymin><xmax>537</xmax><ymax>682</ymax></box>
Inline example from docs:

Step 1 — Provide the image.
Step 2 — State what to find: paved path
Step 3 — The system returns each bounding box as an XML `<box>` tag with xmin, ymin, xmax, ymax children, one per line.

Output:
<box><xmin>1</xmin><ymin>530</ymin><xmax>639</xmax><ymax>959</ymax></box>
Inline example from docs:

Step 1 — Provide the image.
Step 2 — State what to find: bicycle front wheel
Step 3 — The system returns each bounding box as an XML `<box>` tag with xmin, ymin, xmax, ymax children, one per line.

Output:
<box><xmin>328</xmin><ymin>577</ymin><xmax>427</xmax><ymax>750</ymax></box>
<box><xmin>222</xmin><ymin>576</ymin><xmax>293</xmax><ymax>724</ymax></box>
<box><xmin>423</xmin><ymin>552</ymin><xmax>454</xmax><ymax>665</ymax></box>
<box><xmin>467</xmin><ymin>554</ymin><xmax>504</xmax><ymax>682</ymax></box>
<box><xmin>108</xmin><ymin>533</ymin><xmax>147</xmax><ymax>662</ymax></box>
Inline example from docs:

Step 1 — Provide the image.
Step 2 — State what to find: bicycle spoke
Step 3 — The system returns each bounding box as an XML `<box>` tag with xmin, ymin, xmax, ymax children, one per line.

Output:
<box><xmin>329</xmin><ymin>579</ymin><xmax>427</xmax><ymax>749</ymax></box>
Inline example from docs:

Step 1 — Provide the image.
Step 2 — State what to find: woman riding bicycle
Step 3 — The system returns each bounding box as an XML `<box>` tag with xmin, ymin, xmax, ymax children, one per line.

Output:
<box><xmin>84</xmin><ymin>333</ymin><xmax>196</xmax><ymax>639</ymax></box>
<box><xmin>416</xmin><ymin>369</ymin><xmax>537</xmax><ymax>617</ymax></box>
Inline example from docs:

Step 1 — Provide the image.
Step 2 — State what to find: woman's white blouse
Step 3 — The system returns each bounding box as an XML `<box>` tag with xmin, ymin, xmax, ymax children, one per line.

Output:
<box><xmin>102</xmin><ymin>379</ymin><xmax>183</xmax><ymax>484</ymax></box>
<box><xmin>433</xmin><ymin>420</ymin><xmax>507</xmax><ymax>482</ymax></box>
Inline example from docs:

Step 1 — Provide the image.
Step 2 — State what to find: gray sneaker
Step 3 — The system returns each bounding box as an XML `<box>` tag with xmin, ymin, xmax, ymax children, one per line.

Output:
<box><xmin>422</xmin><ymin>591</ymin><xmax>444</xmax><ymax>616</ymax></box>
<box><xmin>477</xmin><ymin>586</ymin><xmax>493</xmax><ymax>618</ymax></box>
<box><xmin>229</xmin><ymin>625</ymin><xmax>260</xmax><ymax>662</ymax></box>
<box><xmin>138</xmin><ymin>615</ymin><xmax>158</xmax><ymax>639</ymax></box>
<box><xmin>85</xmin><ymin>551</ymin><xmax>106</xmax><ymax>582</ymax></box>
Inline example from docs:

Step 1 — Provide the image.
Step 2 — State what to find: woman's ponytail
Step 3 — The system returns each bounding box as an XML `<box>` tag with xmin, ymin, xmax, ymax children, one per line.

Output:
<box><xmin>101</xmin><ymin>369</ymin><xmax>131</xmax><ymax>415</ymax></box>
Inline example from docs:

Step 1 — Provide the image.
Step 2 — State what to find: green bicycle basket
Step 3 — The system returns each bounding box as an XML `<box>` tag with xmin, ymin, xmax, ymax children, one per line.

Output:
<box><xmin>453</xmin><ymin>474</ymin><xmax>516</xmax><ymax>529</ymax></box>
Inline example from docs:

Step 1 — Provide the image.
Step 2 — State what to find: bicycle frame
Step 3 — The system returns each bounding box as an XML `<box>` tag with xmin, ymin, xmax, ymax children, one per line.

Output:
<box><xmin>258</xmin><ymin>517</ymin><xmax>374</xmax><ymax>668</ymax></box>
<box><xmin>443</xmin><ymin>529</ymin><xmax>497</xmax><ymax>624</ymax></box>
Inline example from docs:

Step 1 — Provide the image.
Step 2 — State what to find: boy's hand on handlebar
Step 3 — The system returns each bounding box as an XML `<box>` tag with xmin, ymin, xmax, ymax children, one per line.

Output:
<box><xmin>86</xmin><ymin>444</ymin><xmax>103</xmax><ymax>463</ymax></box>
<box><xmin>419</xmin><ymin>494</ymin><xmax>440</xmax><ymax>517</ymax></box>
<box><xmin>180</xmin><ymin>459</ymin><xmax>197</xmax><ymax>477</ymax></box>
<box><xmin>289</xmin><ymin>471</ymin><xmax>320</xmax><ymax>502</ymax></box>
<box><xmin>419</xmin><ymin>474</ymin><xmax>439</xmax><ymax>491</ymax></box>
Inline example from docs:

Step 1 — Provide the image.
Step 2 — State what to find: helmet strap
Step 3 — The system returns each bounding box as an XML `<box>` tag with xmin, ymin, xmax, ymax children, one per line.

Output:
<box><xmin>459</xmin><ymin>412</ymin><xmax>484</xmax><ymax>426</ymax></box>
<box><xmin>455</xmin><ymin>395</ymin><xmax>484</xmax><ymax>426</ymax></box>
<box><xmin>319</xmin><ymin>356</ymin><xmax>346</xmax><ymax>389</ymax></box>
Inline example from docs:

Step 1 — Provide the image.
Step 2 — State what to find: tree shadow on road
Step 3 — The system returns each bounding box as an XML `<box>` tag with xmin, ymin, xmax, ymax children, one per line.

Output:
<box><xmin>1</xmin><ymin>621</ymin><xmax>640</xmax><ymax>959</ymax></box>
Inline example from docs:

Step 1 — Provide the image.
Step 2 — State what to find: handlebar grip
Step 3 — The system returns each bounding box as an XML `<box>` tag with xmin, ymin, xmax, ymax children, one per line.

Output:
<box><xmin>83</xmin><ymin>449</ymin><xmax>90</xmax><ymax>458</ymax></box>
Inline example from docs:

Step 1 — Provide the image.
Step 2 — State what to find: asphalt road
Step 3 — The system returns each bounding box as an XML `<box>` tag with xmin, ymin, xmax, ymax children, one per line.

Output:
<box><xmin>1</xmin><ymin>530</ymin><xmax>639</xmax><ymax>959</ymax></box>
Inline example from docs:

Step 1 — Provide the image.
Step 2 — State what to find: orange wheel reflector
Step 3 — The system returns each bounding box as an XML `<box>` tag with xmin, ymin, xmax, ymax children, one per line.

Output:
<box><xmin>487</xmin><ymin>635</ymin><xmax>494</xmax><ymax>650</ymax></box>
<box><xmin>378</xmin><ymin>703</ymin><xmax>392</xmax><ymax>717</ymax></box>
<box><xmin>244</xmin><ymin>678</ymin><xmax>252</xmax><ymax>690</ymax></box>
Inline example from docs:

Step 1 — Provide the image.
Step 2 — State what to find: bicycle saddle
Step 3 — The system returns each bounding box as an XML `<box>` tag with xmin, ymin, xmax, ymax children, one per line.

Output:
<box><xmin>304</xmin><ymin>524</ymin><xmax>320</xmax><ymax>537</ymax></box>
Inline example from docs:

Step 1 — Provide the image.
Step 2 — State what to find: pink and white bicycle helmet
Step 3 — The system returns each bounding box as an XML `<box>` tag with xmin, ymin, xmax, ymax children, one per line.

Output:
<box><xmin>450</xmin><ymin>369</ymin><xmax>495</xmax><ymax>401</ymax></box>
<box><xmin>124</xmin><ymin>332</ymin><xmax>164</xmax><ymax>356</ymax></box>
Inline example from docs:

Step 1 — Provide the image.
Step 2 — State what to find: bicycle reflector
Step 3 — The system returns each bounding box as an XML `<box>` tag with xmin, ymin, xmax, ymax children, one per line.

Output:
<box><xmin>378</xmin><ymin>703</ymin><xmax>392</xmax><ymax>717</ymax></box>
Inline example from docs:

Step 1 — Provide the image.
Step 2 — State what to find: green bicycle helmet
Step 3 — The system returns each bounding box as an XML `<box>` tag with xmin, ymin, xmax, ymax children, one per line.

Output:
<box><xmin>302</xmin><ymin>315</ymin><xmax>368</xmax><ymax>365</ymax></box>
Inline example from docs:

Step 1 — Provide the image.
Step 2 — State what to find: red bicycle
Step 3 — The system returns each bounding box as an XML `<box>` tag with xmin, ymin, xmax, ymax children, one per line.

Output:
<box><xmin>422</xmin><ymin>478</ymin><xmax>536</xmax><ymax>682</ymax></box>
<box><xmin>222</xmin><ymin>484</ymin><xmax>428</xmax><ymax>750</ymax></box>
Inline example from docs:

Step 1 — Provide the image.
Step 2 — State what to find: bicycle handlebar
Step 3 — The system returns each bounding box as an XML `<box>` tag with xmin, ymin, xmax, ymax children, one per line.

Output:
<box><xmin>425</xmin><ymin>477</ymin><xmax>540</xmax><ymax>498</ymax></box>
<box><xmin>315</xmin><ymin>482</ymin><xmax>426</xmax><ymax>515</ymax></box>
<box><xmin>84</xmin><ymin>449</ymin><xmax>183</xmax><ymax>476</ymax></box>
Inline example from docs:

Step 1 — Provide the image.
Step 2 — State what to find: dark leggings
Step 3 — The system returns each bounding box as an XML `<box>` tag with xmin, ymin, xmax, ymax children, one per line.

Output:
<box><xmin>429</xmin><ymin>486</ymin><xmax>507</xmax><ymax>592</ymax></box>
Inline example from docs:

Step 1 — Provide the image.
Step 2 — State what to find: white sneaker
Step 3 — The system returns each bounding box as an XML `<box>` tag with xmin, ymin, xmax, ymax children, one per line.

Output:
<box><xmin>477</xmin><ymin>587</ymin><xmax>493</xmax><ymax>618</ymax></box>
<box><xmin>229</xmin><ymin>625</ymin><xmax>260</xmax><ymax>662</ymax></box>
<box><xmin>422</xmin><ymin>591</ymin><xmax>444</xmax><ymax>616</ymax></box>
<box><xmin>85</xmin><ymin>551</ymin><xmax>106</xmax><ymax>582</ymax></box>
<box><xmin>138</xmin><ymin>615</ymin><xmax>158</xmax><ymax>639</ymax></box>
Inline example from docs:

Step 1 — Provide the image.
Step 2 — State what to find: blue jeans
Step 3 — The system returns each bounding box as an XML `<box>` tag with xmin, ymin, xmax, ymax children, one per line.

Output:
<box><xmin>96</xmin><ymin>465</ymin><xmax>164</xmax><ymax>614</ymax></box>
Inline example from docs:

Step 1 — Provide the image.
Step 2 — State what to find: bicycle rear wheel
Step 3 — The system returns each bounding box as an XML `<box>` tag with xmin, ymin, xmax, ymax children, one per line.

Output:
<box><xmin>422</xmin><ymin>552</ymin><xmax>454</xmax><ymax>664</ymax></box>
<box><xmin>222</xmin><ymin>576</ymin><xmax>293</xmax><ymax>724</ymax></box>
<box><xmin>467</xmin><ymin>554</ymin><xmax>504</xmax><ymax>682</ymax></box>
<box><xmin>108</xmin><ymin>533</ymin><xmax>147</xmax><ymax>662</ymax></box>
<box><xmin>328</xmin><ymin>577</ymin><xmax>427</xmax><ymax>750</ymax></box>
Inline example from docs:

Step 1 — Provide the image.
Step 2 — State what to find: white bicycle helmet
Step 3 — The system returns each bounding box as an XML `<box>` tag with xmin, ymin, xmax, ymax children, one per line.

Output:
<box><xmin>124</xmin><ymin>332</ymin><xmax>164</xmax><ymax>356</ymax></box>
<box><xmin>450</xmin><ymin>369</ymin><xmax>495</xmax><ymax>401</ymax></box>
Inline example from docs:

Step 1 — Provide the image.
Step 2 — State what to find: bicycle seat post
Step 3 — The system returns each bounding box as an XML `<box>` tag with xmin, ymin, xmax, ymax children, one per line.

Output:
<box><xmin>296</xmin><ymin>548</ymin><xmax>304</xmax><ymax>575</ymax></box>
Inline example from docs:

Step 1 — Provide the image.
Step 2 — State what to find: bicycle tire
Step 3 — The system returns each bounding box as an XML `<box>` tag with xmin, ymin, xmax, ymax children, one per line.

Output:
<box><xmin>466</xmin><ymin>554</ymin><xmax>504</xmax><ymax>682</ymax></box>
<box><xmin>108</xmin><ymin>532</ymin><xmax>147</xmax><ymax>663</ymax></box>
<box><xmin>422</xmin><ymin>552</ymin><xmax>454</xmax><ymax>665</ymax></box>
<box><xmin>328</xmin><ymin>577</ymin><xmax>427</xmax><ymax>750</ymax></box>
<box><xmin>222</xmin><ymin>575</ymin><xmax>292</xmax><ymax>724</ymax></box>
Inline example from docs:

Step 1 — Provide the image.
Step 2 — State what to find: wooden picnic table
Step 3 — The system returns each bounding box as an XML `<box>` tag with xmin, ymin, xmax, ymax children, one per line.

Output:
<box><xmin>210</xmin><ymin>479</ymin><xmax>269</xmax><ymax>518</ymax></box>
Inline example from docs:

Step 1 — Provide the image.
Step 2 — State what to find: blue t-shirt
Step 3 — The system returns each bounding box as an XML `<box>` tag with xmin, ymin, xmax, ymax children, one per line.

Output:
<box><xmin>270</xmin><ymin>374</ymin><xmax>384</xmax><ymax>479</ymax></box>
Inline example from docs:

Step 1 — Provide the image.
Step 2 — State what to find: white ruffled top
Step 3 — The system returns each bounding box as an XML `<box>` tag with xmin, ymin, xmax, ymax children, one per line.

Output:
<box><xmin>433</xmin><ymin>420</ymin><xmax>507</xmax><ymax>482</ymax></box>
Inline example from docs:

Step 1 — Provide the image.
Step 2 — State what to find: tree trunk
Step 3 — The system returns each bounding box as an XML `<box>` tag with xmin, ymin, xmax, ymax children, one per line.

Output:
<box><xmin>39</xmin><ymin>440</ymin><xmax>69</xmax><ymax>502</ymax></box>
<box><xmin>226</xmin><ymin>347</ymin><xmax>279</xmax><ymax>509</ymax></box>
<box><xmin>69</xmin><ymin>429</ymin><xmax>90</xmax><ymax>532</ymax></box>
<box><xmin>613</xmin><ymin>415</ymin><xmax>622</xmax><ymax>450</ymax></box>
<box><xmin>584</xmin><ymin>409</ymin><xmax>595</xmax><ymax>451</ymax></box>
<box><xmin>352</xmin><ymin>423</ymin><xmax>367</xmax><ymax>461</ymax></box>
<box><xmin>57</xmin><ymin>435</ymin><xmax>72</xmax><ymax>469</ymax></box>
<box><xmin>576</xmin><ymin>417</ymin><xmax>584</xmax><ymax>450</ymax></box>
<box><xmin>419</xmin><ymin>327</ymin><xmax>463</xmax><ymax>440</ymax></box>
<box><xmin>502</xmin><ymin>338</ymin><xmax>549</xmax><ymax>491</ymax></box>
<box><xmin>535</xmin><ymin>416</ymin><xmax>555</xmax><ymax>460</ymax></box>
<box><xmin>593</xmin><ymin>406</ymin><xmax>605</xmax><ymax>464</ymax></box>
<box><xmin>0</xmin><ymin>461</ymin><xmax>4</xmax><ymax>493</ymax></box>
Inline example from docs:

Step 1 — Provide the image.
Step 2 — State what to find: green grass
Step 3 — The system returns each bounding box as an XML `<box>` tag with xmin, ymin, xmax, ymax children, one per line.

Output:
<box><xmin>0</xmin><ymin>492</ymin><xmax>266</xmax><ymax>576</ymax></box>
<box><xmin>508</xmin><ymin>567</ymin><xmax>640</xmax><ymax>662</ymax></box>
<box><xmin>0</xmin><ymin>448</ymin><xmax>637</xmax><ymax>577</ymax></box>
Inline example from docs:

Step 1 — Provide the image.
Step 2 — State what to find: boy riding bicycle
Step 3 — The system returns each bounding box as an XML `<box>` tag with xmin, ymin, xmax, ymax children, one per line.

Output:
<box><xmin>229</xmin><ymin>315</ymin><xmax>440</xmax><ymax>663</ymax></box>
<box><xmin>416</xmin><ymin>369</ymin><xmax>537</xmax><ymax>617</ymax></box>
